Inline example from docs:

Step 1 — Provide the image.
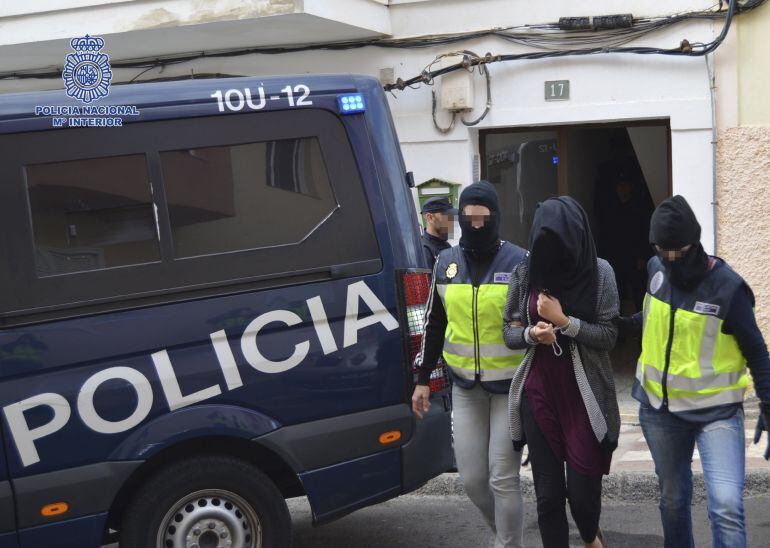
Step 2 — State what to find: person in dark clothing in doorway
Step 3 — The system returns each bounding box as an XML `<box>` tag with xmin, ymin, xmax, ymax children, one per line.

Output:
<box><xmin>413</xmin><ymin>181</ymin><xmax>527</xmax><ymax>548</ymax></box>
<box><xmin>595</xmin><ymin>160</ymin><xmax>655</xmax><ymax>312</ymax></box>
<box><xmin>420</xmin><ymin>196</ymin><xmax>456</xmax><ymax>269</ymax></box>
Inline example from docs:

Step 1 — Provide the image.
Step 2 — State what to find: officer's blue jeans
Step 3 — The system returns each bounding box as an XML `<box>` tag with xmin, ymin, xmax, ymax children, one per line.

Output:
<box><xmin>640</xmin><ymin>402</ymin><xmax>746</xmax><ymax>548</ymax></box>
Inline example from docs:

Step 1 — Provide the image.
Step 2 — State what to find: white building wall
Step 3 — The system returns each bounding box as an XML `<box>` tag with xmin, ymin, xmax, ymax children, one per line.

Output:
<box><xmin>0</xmin><ymin>0</ymin><xmax>725</xmax><ymax>250</ymax></box>
<box><xmin>388</xmin><ymin>0</ymin><xmax>712</xmax><ymax>37</ymax></box>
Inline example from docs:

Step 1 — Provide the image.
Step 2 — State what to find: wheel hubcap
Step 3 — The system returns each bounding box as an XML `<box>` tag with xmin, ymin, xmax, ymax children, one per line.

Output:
<box><xmin>157</xmin><ymin>490</ymin><xmax>262</xmax><ymax>548</ymax></box>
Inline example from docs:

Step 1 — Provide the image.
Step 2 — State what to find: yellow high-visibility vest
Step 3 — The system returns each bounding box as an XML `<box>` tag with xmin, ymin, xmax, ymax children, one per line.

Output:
<box><xmin>433</xmin><ymin>243</ymin><xmax>526</xmax><ymax>386</ymax></box>
<box><xmin>636</xmin><ymin>257</ymin><xmax>750</xmax><ymax>413</ymax></box>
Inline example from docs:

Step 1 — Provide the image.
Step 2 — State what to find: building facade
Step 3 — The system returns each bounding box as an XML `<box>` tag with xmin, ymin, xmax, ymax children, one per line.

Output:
<box><xmin>716</xmin><ymin>3</ymin><xmax>770</xmax><ymax>341</ymax></box>
<box><xmin>1</xmin><ymin>0</ymin><xmax>768</xmax><ymax>336</ymax></box>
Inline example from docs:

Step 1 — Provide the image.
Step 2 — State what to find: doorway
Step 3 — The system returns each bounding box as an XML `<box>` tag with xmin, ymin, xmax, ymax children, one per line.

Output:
<box><xmin>480</xmin><ymin>121</ymin><xmax>671</xmax><ymax>418</ymax></box>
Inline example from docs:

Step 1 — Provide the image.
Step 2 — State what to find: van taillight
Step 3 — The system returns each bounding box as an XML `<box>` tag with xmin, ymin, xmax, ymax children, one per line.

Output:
<box><xmin>399</xmin><ymin>270</ymin><xmax>449</xmax><ymax>394</ymax></box>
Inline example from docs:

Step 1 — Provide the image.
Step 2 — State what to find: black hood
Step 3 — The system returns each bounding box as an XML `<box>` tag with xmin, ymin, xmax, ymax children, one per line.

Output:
<box><xmin>528</xmin><ymin>196</ymin><xmax>598</xmax><ymax>322</ymax></box>
<box><xmin>458</xmin><ymin>181</ymin><xmax>501</xmax><ymax>256</ymax></box>
<box><xmin>649</xmin><ymin>195</ymin><xmax>701</xmax><ymax>249</ymax></box>
<box><xmin>650</xmin><ymin>195</ymin><xmax>709</xmax><ymax>289</ymax></box>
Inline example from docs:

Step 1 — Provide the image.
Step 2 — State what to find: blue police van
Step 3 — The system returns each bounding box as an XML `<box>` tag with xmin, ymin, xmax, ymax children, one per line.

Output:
<box><xmin>0</xmin><ymin>75</ymin><xmax>453</xmax><ymax>548</ymax></box>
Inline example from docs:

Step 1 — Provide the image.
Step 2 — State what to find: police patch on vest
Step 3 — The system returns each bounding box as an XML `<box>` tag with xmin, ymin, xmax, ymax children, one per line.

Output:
<box><xmin>493</xmin><ymin>272</ymin><xmax>511</xmax><ymax>284</ymax></box>
<box><xmin>694</xmin><ymin>301</ymin><xmax>720</xmax><ymax>316</ymax></box>
<box><xmin>446</xmin><ymin>262</ymin><xmax>458</xmax><ymax>279</ymax></box>
<box><xmin>650</xmin><ymin>271</ymin><xmax>664</xmax><ymax>295</ymax></box>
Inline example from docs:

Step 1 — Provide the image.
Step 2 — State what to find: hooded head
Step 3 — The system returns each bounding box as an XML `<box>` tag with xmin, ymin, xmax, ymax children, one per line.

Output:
<box><xmin>649</xmin><ymin>195</ymin><xmax>709</xmax><ymax>289</ymax></box>
<box><xmin>649</xmin><ymin>195</ymin><xmax>701</xmax><ymax>249</ymax></box>
<box><xmin>458</xmin><ymin>181</ymin><xmax>501</xmax><ymax>255</ymax></box>
<box><xmin>528</xmin><ymin>196</ymin><xmax>598</xmax><ymax>322</ymax></box>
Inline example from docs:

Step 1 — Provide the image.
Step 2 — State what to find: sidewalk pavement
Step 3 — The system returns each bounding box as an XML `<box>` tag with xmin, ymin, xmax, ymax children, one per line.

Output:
<box><xmin>418</xmin><ymin>395</ymin><xmax>770</xmax><ymax>502</ymax></box>
<box><xmin>612</xmin><ymin>393</ymin><xmax>770</xmax><ymax>474</ymax></box>
<box><xmin>611</xmin><ymin>421</ymin><xmax>770</xmax><ymax>475</ymax></box>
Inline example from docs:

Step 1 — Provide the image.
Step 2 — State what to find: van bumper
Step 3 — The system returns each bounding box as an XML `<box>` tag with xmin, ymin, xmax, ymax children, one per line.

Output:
<box><xmin>400</xmin><ymin>392</ymin><xmax>453</xmax><ymax>494</ymax></box>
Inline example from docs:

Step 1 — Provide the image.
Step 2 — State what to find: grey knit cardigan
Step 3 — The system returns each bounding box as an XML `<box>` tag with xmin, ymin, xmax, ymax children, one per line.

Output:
<box><xmin>504</xmin><ymin>258</ymin><xmax>621</xmax><ymax>453</ymax></box>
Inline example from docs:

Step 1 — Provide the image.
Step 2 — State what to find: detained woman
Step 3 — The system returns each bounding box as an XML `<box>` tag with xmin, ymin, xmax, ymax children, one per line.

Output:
<box><xmin>503</xmin><ymin>196</ymin><xmax>620</xmax><ymax>548</ymax></box>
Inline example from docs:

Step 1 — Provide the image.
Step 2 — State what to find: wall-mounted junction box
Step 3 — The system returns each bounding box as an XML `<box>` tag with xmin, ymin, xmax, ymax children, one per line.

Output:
<box><xmin>438</xmin><ymin>54</ymin><xmax>475</xmax><ymax>112</ymax></box>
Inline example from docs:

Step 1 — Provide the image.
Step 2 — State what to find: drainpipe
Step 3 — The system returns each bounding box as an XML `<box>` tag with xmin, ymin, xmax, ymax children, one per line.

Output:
<box><xmin>705</xmin><ymin>54</ymin><xmax>718</xmax><ymax>256</ymax></box>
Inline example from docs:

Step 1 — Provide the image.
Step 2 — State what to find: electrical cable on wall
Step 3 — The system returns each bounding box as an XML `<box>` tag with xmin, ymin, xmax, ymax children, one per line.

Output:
<box><xmin>459</xmin><ymin>52</ymin><xmax>491</xmax><ymax>127</ymax></box>
<box><xmin>430</xmin><ymin>50</ymin><xmax>492</xmax><ymax>132</ymax></box>
<box><xmin>387</xmin><ymin>0</ymin><xmax>745</xmax><ymax>92</ymax></box>
<box><xmin>0</xmin><ymin>0</ymin><xmax>764</xmax><ymax>81</ymax></box>
<box><xmin>431</xmin><ymin>90</ymin><xmax>456</xmax><ymax>134</ymax></box>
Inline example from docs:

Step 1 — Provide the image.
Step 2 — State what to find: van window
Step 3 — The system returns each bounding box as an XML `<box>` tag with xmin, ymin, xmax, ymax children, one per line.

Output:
<box><xmin>25</xmin><ymin>154</ymin><xmax>160</xmax><ymax>276</ymax></box>
<box><xmin>0</xmin><ymin>108</ymin><xmax>381</xmax><ymax>325</ymax></box>
<box><xmin>161</xmin><ymin>137</ymin><xmax>336</xmax><ymax>258</ymax></box>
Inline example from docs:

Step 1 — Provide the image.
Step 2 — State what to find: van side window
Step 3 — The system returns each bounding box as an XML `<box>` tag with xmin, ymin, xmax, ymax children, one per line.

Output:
<box><xmin>25</xmin><ymin>155</ymin><xmax>160</xmax><ymax>276</ymax></box>
<box><xmin>266</xmin><ymin>140</ymin><xmax>323</xmax><ymax>197</ymax></box>
<box><xmin>160</xmin><ymin>137</ymin><xmax>336</xmax><ymax>258</ymax></box>
<box><xmin>0</xmin><ymin>108</ymin><xmax>381</xmax><ymax>325</ymax></box>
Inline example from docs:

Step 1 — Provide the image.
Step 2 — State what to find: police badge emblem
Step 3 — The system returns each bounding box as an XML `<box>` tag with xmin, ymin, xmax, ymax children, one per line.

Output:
<box><xmin>62</xmin><ymin>35</ymin><xmax>112</xmax><ymax>104</ymax></box>
<box><xmin>650</xmin><ymin>271</ymin><xmax>664</xmax><ymax>295</ymax></box>
<box><xmin>446</xmin><ymin>262</ymin><xmax>458</xmax><ymax>279</ymax></box>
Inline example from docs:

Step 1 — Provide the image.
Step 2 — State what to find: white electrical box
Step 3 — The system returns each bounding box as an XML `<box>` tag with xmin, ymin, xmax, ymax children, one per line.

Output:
<box><xmin>439</xmin><ymin>54</ymin><xmax>475</xmax><ymax>112</ymax></box>
<box><xmin>379</xmin><ymin>67</ymin><xmax>395</xmax><ymax>86</ymax></box>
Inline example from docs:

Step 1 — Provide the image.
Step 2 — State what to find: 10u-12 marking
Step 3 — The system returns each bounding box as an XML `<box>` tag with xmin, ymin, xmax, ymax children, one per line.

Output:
<box><xmin>211</xmin><ymin>85</ymin><xmax>313</xmax><ymax>112</ymax></box>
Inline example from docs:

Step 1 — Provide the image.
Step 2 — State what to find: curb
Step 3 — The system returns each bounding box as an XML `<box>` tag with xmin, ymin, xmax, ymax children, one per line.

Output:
<box><xmin>414</xmin><ymin>470</ymin><xmax>770</xmax><ymax>502</ymax></box>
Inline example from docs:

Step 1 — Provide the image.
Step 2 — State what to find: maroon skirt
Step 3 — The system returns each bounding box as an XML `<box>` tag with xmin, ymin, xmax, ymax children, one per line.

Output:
<box><xmin>524</xmin><ymin>288</ymin><xmax>611</xmax><ymax>476</ymax></box>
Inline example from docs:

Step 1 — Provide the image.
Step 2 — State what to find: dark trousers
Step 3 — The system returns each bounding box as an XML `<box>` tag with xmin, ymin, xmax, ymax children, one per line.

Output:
<box><xmin>522</xmin><ymin>395</ymin><xmax>603</xmax><ymax>547</ymax></box>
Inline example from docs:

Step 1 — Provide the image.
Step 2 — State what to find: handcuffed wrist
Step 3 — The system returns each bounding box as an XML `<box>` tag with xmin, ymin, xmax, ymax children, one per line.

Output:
<box><xmin>559</xmin><ymin>316</ymin><xmax>581</xmax><ymax>338</ymax></box>
<box><xmin>524</xmin><ymin>326</ymin><xmax>538</xmax><ymax>346</ymax></box>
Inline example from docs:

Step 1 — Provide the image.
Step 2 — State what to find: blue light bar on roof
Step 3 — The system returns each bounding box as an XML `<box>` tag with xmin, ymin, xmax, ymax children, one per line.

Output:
<box><xmin>338</xmin><ymin>93</ymin><xmax>366</xmax><ymax>114</ymax></box>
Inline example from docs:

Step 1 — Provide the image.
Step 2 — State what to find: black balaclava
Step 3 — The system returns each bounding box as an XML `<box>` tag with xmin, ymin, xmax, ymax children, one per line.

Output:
<box><xmin>458</xmin><ymin>181</ymin><xmax>501</xmax><ymax>256</ymax></box>
<box><xmin>528</xmin><ymin>197</ymin><xmax>598</xmax><ymax>322</ymax></box>
<box><xmin>649</xmin><ymin>195</ymin><xmax>709</xmax><ymax>290</ymax></box>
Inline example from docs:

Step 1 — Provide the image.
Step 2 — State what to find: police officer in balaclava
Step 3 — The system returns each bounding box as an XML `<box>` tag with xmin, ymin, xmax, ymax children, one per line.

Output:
<box><xmin>618</xmin><ymin>195</ymin><xmax>770</xmax><ymax>547</ymax></box>
<box><xmin>412</xmin><ymin>181</ymin><xmax>528</xmax><ymax>548</ymax></box>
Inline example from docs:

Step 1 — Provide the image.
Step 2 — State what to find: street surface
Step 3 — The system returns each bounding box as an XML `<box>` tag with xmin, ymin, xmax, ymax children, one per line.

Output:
<box><xmin>288</xmin><ymin>494</ymin><xmax>770</xmax><ymax>547</ymax></box>
<box><xmin>105</xmin><ymin>493</ymin><xmax>770</xmax><ymax>547</ymax></box>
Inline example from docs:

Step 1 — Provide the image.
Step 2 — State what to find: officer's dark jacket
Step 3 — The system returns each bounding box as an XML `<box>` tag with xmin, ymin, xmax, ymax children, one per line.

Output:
<box><xmin>420</xmin><ymin>231</ymin><xmax>451</xmax><ymax>269</ymax></box>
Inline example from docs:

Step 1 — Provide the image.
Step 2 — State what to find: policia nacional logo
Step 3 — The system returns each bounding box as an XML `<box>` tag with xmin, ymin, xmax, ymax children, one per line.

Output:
<box><xmin>446</xmin><ymin>262</ymin><xmax>458</xmax><ymax>280</ymax></box>
<box><xmin>62</xmin><ymin>35</ymin><xmax>112</xmax><ymax>104</ymax></box>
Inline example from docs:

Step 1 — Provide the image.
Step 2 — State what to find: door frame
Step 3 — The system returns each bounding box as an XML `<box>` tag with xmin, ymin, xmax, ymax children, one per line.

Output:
<box><xmin>479</xmin><ymin>119</ymin><xmax>673</xmax><ymax>199</ymax></box>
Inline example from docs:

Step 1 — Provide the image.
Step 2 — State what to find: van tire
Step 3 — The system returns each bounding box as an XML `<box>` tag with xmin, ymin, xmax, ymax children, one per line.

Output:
<box><xmin>120</xmin><ymin>455</ymin><xmax>291</xmax><ymax>548</ymax></box>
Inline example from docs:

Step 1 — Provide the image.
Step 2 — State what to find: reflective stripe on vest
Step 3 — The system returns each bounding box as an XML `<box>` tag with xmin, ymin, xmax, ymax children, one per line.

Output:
<box><xmin>435</xmin><ymin>243</ymin><xmax>525</xmax><ymax>383</ymax></box>
<box><xmin>636</xmin><ymin>259</ymin><xmax>749</xmax><ymax>413</ymax></box>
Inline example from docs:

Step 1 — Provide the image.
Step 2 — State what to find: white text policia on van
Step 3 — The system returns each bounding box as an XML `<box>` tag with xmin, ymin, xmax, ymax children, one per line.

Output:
<box><xmin>2</xmin><ymin>280</ymin><xmax>399</xmax><ymax>468</ymax></box>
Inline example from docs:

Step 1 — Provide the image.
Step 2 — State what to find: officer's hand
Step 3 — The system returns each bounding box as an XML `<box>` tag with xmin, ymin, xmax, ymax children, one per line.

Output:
<box><xmin>412</xmin><ymin>385</ymin><xmax>431</xmax><ymax>419</ymax></box>
<box><xmin>612</xmin><ymin>314</ymin><xmax>642</xmax><ymax>339</ymax></box>
<box><xmin>753</xmin><ymin>402</ymin><xmax>770</xmax><ymax>460</ymax></box>
<box><xmin>613</xmin><ymin>315</ymin><xmax>636</xmax><ymax>338</ymax></box>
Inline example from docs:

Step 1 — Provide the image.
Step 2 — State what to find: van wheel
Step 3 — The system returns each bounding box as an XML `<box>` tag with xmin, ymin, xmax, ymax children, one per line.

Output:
<box><xmin>120</xmin><ymin>455</ymin><xmax>291</xmax><ymax>548</ymax></box>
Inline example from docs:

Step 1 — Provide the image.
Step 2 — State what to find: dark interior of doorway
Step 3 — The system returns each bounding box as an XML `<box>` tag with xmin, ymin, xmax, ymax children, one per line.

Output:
<box><xmin>481</xmin><ymin>121</ymin><xmax>671</xmax><ymax>421</ymax></box>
